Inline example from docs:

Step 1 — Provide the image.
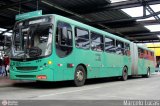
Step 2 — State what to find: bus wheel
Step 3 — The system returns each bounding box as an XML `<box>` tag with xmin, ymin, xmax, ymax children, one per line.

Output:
<box><xmin>143</xmin><ymin>68</ymin><xmax>150</xmax><ymax>78</ymax></box>
<box><xmin>121</xmin><ymin>67</ymin><xmax>128</xmax><ymax>81</ymax></box>
<box><xmin>74</xmin><ymin>65</ymin><xmax>86</xmax><ymax>87</ymax></box>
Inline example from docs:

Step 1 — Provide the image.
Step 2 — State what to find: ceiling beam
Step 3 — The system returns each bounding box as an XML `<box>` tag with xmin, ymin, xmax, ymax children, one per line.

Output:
<box><xmin>87</xmin><ymin>11</ymin><xmax>160</xmax><ymax>25</ymax></box>
<box><xmin>97</xmin><ymin>19</ymin><xmax>159</xmax><ymax>28</ymax></box>
<box><xmin>90</xmin><ymin>19</ymin><xmax>159</xmax><ymax>29</ymax></box>
<box><xmin>74</xmin><ymin>0</ymin><xmax>160</xmax><ymax>14</ymax></box>
<box><xmin>7</xmin><ymin>0</ymin><xmax>35</xmax><ymax>13</ymax></box>
<box><xmin>106</xmin><ymin>22</ymin><xmax>139</xmax><ymax>29</ymax></box>
<box><xmin>0</xmin><ymin>29</ymin><xmax>11</xmax><ymax>36</ymax></box>
<box><xmin>134</xmin><ymin>40</ymin><xmax>160</xmax><ymax>43</ymax></box>
<box><xmin>138</xmin><ymin>19</ymin><xmax>159</xmax><ymax>25</ymax></box>
<box><xmin>138</xmin><ymin>0</ymin><xmax>160</xmax><ymax>23</ymax></box>
<box><xmin>87</xmin><ymin>18</ymin><xmax>135</xmax><ymax>25</ymax></box>
<box><xmin>41</xmin><ymin>0</ymin><xmax>119</xmax><ymax>34</ymax></box>
<box><xmin>127</xmin><ymin>35</ymin><xmax>158</xmax><ymax>40</ymax></box>
<box><xmin>124</xmin><ymin>31</ymin><xmax>160</xmax><ymax>37</ymax></box>
<box><xmin>0</xmin><ymin>0</ymin><xmax>37</xmax><ymax>12</ymax></box>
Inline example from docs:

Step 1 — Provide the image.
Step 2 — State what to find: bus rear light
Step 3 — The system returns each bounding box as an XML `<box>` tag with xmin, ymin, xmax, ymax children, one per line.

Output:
<box><xmin>37</xmin><ymin>75</ymin><xmax>47</xmax><ymax>79</ymax></box>
<box><xmin>58</xmin><ymin>64</ymin><xmax>63</xmax><ymax>67</ymax></box>
<box><xmin>67</xmin><ymin>63</ymin><xmax>74</xmax><ymax>68</ymax></box>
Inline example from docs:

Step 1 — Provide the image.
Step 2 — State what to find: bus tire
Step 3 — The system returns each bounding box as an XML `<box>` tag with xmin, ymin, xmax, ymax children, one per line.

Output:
<box><xmin>74</xmin><ymin>65</ymin><xmax>86</xmax><ymax>87</ymax></box>
<box><xmin>121</xmin><ymin>67</ymin><xmax>128</xmax><ymax>81</ymax></box>
<box><xmin>143</xmin><ymin>68</ymin><xmax>150</xmax><ymax>78</ymax></box>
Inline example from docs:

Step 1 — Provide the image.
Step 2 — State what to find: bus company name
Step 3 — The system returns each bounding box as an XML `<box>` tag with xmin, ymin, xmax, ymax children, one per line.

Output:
<box><xmin>15</xmin><ymin>62</ymin><xmax>31</xmax><ymax>66</ymax></box>
<box><xmin>123</xmin><ymin>100</ymin><xmax>160</xmax><ymax>106</ymax></box>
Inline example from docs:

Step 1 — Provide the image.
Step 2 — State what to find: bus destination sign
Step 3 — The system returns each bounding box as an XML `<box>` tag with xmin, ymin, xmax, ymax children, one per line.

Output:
<box><xmin>15</xmin><ymin>10</ymin><xmax>42</xmax><ymax>21</ymax></box>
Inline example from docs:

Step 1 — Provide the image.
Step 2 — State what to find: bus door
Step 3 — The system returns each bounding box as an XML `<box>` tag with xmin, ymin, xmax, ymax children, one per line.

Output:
<box><xmin>138</xmin><ymin>48</ymin><xmax>145</xmax><ymax>74</ymax></box>
<box><xmin>89</xmin><ymin>51</ymin><xmax>103</xmax><ymax>78</ymax></box>
<box><xmin>103</xmin><ymin>37</ymin><xmax>117</xmax><ymax>77</ymax></box>
<box><xmin>55</xmin><ymin>21</ymin><xmax>74</xmax><ymax>80</ymax></box>
<box><xmin>89</xmin><ymin>32</ymin><xmax>104</xmax><ymax>78</ymax></box>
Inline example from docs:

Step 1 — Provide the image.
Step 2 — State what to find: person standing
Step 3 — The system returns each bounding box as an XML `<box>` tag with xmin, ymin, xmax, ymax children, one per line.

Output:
<box><xmin>0</xmin><ymin>58</ymin><xmax>5</xmax><ymax>76</ymax></box>
<box><xmin>0</xmin><ymin>58</ymin><xmax>2</xmax><ymax>76</ymax></box>
<box><xmin>3</xmin><ymin>55</ymin><xmax>10</xmax><ymax>77</ymax></box>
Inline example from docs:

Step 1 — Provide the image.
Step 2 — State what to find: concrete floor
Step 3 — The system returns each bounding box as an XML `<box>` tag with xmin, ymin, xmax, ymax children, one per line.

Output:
<box><xmin>0</xmin><ymin>74</ymin><xmax>160</xmax><ymax>101</ymax></box>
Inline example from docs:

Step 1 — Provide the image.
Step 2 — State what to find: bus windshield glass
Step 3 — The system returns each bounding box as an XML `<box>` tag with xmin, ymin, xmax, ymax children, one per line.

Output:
<box><xmin>11</xmin><ymin>17</ymin><xmax>53</xmax><ymax>60</ymax></box>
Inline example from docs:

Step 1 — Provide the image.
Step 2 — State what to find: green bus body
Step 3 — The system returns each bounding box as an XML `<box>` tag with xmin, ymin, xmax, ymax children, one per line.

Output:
<box><xmin>10</xmin><ymin>14</ymin><xmax>156</xmax><ymax>83</ymax></box>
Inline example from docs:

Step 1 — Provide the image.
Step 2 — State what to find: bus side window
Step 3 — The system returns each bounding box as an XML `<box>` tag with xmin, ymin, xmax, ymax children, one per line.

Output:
<box><xmin>138</xmin><ymin>48</ymin><xmax>144</xmax><ymax>58</ymax></box>
<box><xmin>55</xmin><ymin>21</ymin><xmax>73</xmax><ymax>58</ymax></box>
<box><xmin>91</xmin><ymin>32</ymin><xmax>104</xmax><ymax>52</ymax></box>
<box><xmin>75</xmin><ymin>28</ymin><xmax>89</xmax><ymax>49</ymax></box>
<box><xmin>144</xmin><ymin>50</ymin><xmax>148</xmax><ymax>59</ymax></box>
<box><xmin>105</xmin><ymin>37</ymin><xmax>115</xmax><ymax>53</ymax></box>
<box><xmin>124</xmin><ymin>43</ymin><xmax>130</xmax><ymax>56</ymax></box>
<box><xmin>150</xmin><ymin>52</ymin><xmax>154</xmax><ymax>61</ymax></box>
<box><xmin>116</xmin><ymin>40</ymin><xmax>124</xmax><ymax>55</ymax></box>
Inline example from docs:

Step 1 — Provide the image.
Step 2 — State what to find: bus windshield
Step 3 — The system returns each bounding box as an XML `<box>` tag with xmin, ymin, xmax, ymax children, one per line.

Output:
<box><xmin>11</xmin><ymin>23</ymin><xmax>53</xmax><ymax>60</ymax></box>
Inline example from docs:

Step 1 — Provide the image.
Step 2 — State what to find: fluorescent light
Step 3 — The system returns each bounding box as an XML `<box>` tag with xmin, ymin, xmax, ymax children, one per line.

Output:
<box><xmin>137</xmin><ymin>43</ymin><xmax>147</xmax><ymax>47</ymax></box>
<box><xmin>111</xmin><ymin>0</ymin><xmax>128</xmax><ymax>3</ymax></box>
<box><xmin>150</xmin><ymin>4</ymin><xmax>160</xmax><ymax>12</ymax></box>
<box><xmin>3</xmin><ymin>32</ymin><xmax>12</xmax><ymax>37</ymax></box>
<box><xmin>9</xmin><ymin>30</ymin><xmax>13</xmax><ymax>33</ymax></box>
<box><xmin>121</xmin><ymin>6</ymin><xmax>143</xmax><ymax>17</ymax></box>
<box><xmin>137</xmin><ymin>17</ymin><xmax>155</xmax><ymax>22</ymax></box>
<box><xmin>122</xmin><ymin>4</ymin><xmax>160</xmax><ymax>20</ymax></box>
<box><xmin>157</xmin><ymin>35</ymin><xmax>160</xmax><ymax>38</ymax></box>
<box><xmin>0</xmin><ymin>28</ymin><xmax>7</xmax><ymax>31</ymax></box>
<box><xmin>8</xmin><ymin>8</ymin><xmax>19</xmax><ymax>13</ymax></box>
<box><xmin>144</xmin><ymin>25</ymin><xmax>160</xmax><ymax>32</ymax></box>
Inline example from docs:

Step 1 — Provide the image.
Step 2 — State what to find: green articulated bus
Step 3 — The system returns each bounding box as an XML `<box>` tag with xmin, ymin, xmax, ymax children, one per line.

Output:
<box><xmin>10</xmin><ymin>14</ymin><xmax>156</xmax><ymax>86</ymax></box>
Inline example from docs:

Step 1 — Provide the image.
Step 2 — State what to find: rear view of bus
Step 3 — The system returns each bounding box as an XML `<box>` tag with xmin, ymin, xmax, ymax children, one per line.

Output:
<box><xmin>10</xmin><ymin>15</ymin><xmax>54</xmax><ymax>81</ymax></box>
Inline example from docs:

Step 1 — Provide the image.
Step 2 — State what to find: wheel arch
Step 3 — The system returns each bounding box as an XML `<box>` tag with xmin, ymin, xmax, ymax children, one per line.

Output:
<box><xmin>123</xmin><ymin>65</ymin><xmax>128</xmax><ymax>73</ymax></box>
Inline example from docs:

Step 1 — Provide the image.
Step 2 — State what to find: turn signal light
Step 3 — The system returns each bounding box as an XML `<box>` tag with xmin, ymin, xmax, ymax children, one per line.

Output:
<box><xmin>48</xmin><ymin>61</ymin><xmax>52</xmax><ymax>65</ymax></box>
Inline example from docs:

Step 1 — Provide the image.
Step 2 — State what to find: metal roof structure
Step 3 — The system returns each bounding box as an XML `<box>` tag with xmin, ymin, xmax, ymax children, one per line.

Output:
<box><xmin>0</xmin><ymin>0</ymin><xmax>160</xmax><ymax>51</ymax></box>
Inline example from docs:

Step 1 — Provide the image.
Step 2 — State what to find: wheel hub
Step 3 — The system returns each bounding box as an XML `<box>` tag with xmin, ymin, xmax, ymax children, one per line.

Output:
<box><xmin>123</xmin><ymin>71</ymin><xmax>127</xmax><ymax>79</ymax></box>
<box><xmin>148</xmin><ymin>71</ymin><xmax>150</xmax><ymax>76</ymax></box>
<box><xmin>76</xmin><ymin>70</ymin><xmax>84</xmax><ymax>81</ymax></box>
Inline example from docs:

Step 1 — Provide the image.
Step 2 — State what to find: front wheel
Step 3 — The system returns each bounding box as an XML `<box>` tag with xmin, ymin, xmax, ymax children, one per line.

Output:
<box><xmin>74</xmin><ymin>65</ymin><xmax>86</xmax><ymax>87</ymax></box>
<box><xmin>121</xmin><ymin>67</ymin><xmax>128</xmax><ymax>81</ymax></box>
<box><xmin>142</xmin><ymin>68</ymin><xmax>150</xmax><ymax>78</ymax></box>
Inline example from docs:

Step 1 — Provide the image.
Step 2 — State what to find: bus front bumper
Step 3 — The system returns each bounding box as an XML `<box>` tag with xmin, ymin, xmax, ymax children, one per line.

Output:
<box><xmin>10</xmin><ymin>68</ymin><xmax>54</xmax><ymax>81</ymax></box>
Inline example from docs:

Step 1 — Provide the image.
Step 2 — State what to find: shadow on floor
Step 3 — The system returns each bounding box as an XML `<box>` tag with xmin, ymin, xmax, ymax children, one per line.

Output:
<box><xmin>12</xmin><ymin>76</ymin><xmax>144</xmax><ymax>89</ymax></box>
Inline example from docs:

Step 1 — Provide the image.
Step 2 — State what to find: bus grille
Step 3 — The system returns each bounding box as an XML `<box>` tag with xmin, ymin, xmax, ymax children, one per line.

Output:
<box><xmin>16</xmin><ymin>75</ymin><xmax>36</xmax><ymax>78</ymax></box>
<box><xmin>16</xmin><ymin>66</ymin><xmax>38</xmax><ymax>71</ymax></box>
